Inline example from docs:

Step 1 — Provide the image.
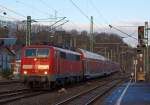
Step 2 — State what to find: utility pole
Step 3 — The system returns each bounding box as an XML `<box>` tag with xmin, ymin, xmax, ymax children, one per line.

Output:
<box><xmin>26</xmin><ymin>16</ymin><xmax>31</xmax><ymax>46</ymax></box>
<box><xmin>73</xmin><ymin>37</ymin><xmax>76</xmax><ymax>48</ymax></box>
<box><xmin>145</xmin><ymin>22</ymin><xmax>149</xmax><ymax>77</ymax></box>
<box><xmin>90</xmin><ymin>16</ymin><xmax>94</xmax><ymax>52</ymax></box>
<box><xmin>104</xmin><ymin>47</ymin><xmax>107</xmax><ymax>57</ymax></box>
<box><xmin>117</xmin><ymin>45</ymin><xmax>119</xmax><ymax>62</ymax></box>
<box><xmin>134</xmin><ymin>59</ymin><xmax>137</xmax><ymax>82</ymax></box>
<box><xmin>107</xmin><ymin>52</ymin><xmax>110</xmax><ymax>60</ymax></box>
<box><xmin>110</xmin><ymin>49</ymin><xmax>113</xmax><ymax>61</ymax></box>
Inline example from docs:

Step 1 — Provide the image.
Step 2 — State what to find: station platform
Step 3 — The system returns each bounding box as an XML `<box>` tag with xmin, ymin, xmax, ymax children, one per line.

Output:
<box><xmin>103</xmin><ymin>80</ymin><xmax>150</xmax><ymax>105</ymax></box>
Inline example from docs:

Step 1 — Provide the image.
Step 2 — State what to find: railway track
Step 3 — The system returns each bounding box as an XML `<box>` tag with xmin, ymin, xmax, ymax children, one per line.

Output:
<box><xmin>0</xmin><ymin>88</ymin><xmax>45</xmax><ymax>105</ymax></box>
<box><xmin>54</xmin><ymin>79</ymin><xmax>123</xmax><ymax>105</ymax></box>
<box><xmin>0</xmin><ymin>80</ymin><xmax>22</xmax><ymax>85</ymax></box>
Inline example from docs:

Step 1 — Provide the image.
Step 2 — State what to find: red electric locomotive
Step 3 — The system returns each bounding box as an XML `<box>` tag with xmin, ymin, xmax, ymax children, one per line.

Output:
<box><xmin>21</xmin><ymin>45</ymin><xmax>83</xmax><ymax>88</ymax></box>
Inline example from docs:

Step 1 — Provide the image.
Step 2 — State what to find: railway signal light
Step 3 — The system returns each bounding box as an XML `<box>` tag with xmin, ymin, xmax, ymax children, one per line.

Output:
<box><xmin>138</xmin><ymin>26</ymin><xmax>145</xmax><ymax>45</ymax></box>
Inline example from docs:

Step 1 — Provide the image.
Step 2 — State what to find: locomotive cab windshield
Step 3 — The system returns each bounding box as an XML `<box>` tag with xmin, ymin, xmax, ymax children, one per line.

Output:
<box><xmin>25</xmin><ymin>48</ymin><xmax>50</xmax><ymax>58</ymax></box>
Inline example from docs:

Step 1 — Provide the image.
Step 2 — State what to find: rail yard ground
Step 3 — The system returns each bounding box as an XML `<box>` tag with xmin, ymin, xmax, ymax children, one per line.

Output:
<box><xmin>0</xmin><ymin>72</ymin><xmax>126</xmax><ymax>105</ymax></box>
<box><xmin>1</xmin><ymin>72</ymin><xmax>150</xmax><ymax>105</ymax></box>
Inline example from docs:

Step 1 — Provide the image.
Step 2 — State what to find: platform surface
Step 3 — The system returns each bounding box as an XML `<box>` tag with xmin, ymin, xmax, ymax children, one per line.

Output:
<box><xmin>103</xmin><ymin>80</ymin><xmax>150</xmax><ymax>105</ymax></box>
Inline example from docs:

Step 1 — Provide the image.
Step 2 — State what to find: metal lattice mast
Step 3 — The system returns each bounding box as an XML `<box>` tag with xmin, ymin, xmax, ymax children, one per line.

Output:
<box><xmin>26</xmin><ymin>16</ymin><xmax>31</xmax><ymax>46</ymax></box>
<box><xmin>90</xmin><ymin>16</ymin><xmax>94</xmax><ymax>52</ymax></box>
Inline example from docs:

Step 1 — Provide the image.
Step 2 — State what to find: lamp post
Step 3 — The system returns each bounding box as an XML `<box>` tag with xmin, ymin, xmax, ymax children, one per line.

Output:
<box><xmin>145</xmin><ymin>22</ymin><xmax>149</xmax><ymax>80</ymax></box>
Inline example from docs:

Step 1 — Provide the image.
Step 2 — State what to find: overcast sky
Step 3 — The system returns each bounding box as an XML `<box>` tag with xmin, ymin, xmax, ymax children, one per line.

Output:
<box><xmin>0</xmin><ymin>0</ymin><xmax>150</xmax><ymax>47</ymax></box>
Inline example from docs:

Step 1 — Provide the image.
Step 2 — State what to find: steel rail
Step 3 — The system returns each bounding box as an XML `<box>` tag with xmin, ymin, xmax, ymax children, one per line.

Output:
<box><xmin>54</xmin><ymin>79</ymin><xmax>122</xmax><ymax>105</ymax></box>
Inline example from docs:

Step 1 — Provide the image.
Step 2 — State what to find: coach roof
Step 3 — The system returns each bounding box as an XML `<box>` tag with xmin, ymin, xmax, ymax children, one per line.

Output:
<box><xmin>24</xmin><ymin>45</ymin><xmax>81</xmax><ymax>55</ymax></box>
<box><xmin>79</xmin><ymin>49</ymin><xmax>107</xmax><ymax>61</ymax></box>
<box><xmin>54</xmin><ymin>47</ymin><xmax>81</xmax><ymax>55</ymax></box>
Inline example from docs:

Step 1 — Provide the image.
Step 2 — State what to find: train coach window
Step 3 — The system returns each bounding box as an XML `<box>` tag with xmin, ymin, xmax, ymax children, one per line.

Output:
<box><xmin>66</xmin><ymin>53</ymin><xmax>74</xmax><ymax>60</ymax></box>
<box><xmin>60</xmin><ymin>52</ymin><xmax>80</xmax><ymax>61</ymax></box>
<box><xmin>76</xmin><ymin>55</ymin><xmax>80</xmax><ymax>60</ymax></box>
<box><xmin>60</xmin><ymin>52</ymin><xmax>66</xmax><ymax>59</ymax></box>
<box><xmin>66</xmin><ymin>53</ymin><xmax>80</xmax><ymax>61</ymax></box>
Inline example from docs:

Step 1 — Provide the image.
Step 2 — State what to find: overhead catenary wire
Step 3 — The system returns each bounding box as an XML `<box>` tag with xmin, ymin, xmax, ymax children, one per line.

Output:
<box><xmin>86</xmin><ymin>0</ymin><xmax>139</xmax><ymax>40</ymax></box>
<box><xmin>128</xmin><ymin>30</ymin><xmax>138</xmax><ymax>36</ymax></box>
<box><xmin>16</xmin><ymin>0</ymin><xmax>54</xmax><ymax>18</ymax></box>
<box><xmin>0</xmin><ymin>8</ymin><xmax>23</xmax><ymax>21</ymax></box>
<box><xmin>0</xmin><ymin>14</ymin><xmax>21</xmax><ymax>21</ymax></box>
<box><xmin>115</xmin><ymin>25</ymin><xmax>139</xmax><ymax>27</ymax></box>
<box><xmin>109</xmin><ymin>25</ymin><xmax>137</xmax><ymax>40</ymax></box>
<box><xmin>69</xmin><ymin>0</ymin><xmax>90</xmax><ymax>21</ymax></box>
<box><xmin>49</xmin><ymin>17</ymin><xmax>66</xmax><ymax>27</ymax></box>
<box><xmin>0</xmin><ymin>4</ymin><xmax>26</xmax><ymax>19</ymax></box>
<box><xmin>50</xmin><ymin>20</ymin><xmax>69</xmax><ymax>31</ymax></box>
<box><xmin>39</xmin><ymin>0</ymin><xmax>82</xmax><ymax>30</ymax></box>
<box><xmin>89</xmin><ymin>0</ymin><xmax>109</xmax><ymax>25</ymax></box>
<box><xmin>69</xmin><ymin>0</ymin><xmax>105</xmax><ymax>32</ymax></box>
<box><xmin>16</xmin><ymin>0</ymin><xmax>70</xmax><ymax>30</ymax></box>
<box><xmin>34</xmin><ymin>17</ymin><xmax>65</xmax><ymax>21</ymax></box>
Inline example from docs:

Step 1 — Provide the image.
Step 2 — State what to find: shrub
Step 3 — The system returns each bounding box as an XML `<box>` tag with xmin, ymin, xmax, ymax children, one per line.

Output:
<box><xmin>0</xmin><ymin>69</ymin><xmax>13</xmax><ymax>79</ymax></box>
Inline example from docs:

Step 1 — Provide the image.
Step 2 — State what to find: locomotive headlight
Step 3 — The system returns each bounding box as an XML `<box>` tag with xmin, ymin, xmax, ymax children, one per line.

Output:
<box><xmin>44</xmin><ymin>71</ymin><xmax>48</xmax><ymax>75</ymax></box>
<box><xmin>24</xmin><ymin>71</ymin><xmax>27</xmax><ymax>75</ymax></box>
<box><xmin>37</xmin><ymin>65</ymin><xmax>49</xmax><ymax>70</ymax></box>
<box><xmin>34</xmin><ymin>58</ymin><xmax>37</xmax><ymax>61</ymax></box>
<box><xmin>22</xmin><ymin>65</ymin><xmax>33</xmax><ymax>69</ymax></box>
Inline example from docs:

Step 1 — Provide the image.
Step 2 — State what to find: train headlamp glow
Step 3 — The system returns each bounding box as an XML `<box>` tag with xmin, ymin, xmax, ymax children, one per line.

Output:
<box><xmin>24</xmin><ymin>71</ymin><xmax>27</xmax><ymax>75</ymax></box>
<box><xmin>44</xmin><ymin>71</ymin><xmax>48</xmax><ymax>75</ymax></box>
<box><xmin>37</xmin><ymin>65</ymin><xmax>49</xmax><ymax>70</ymax></box>
<box><xmin>34</xmin><ymin>58</ymin><xmax>37</xmax><ymax>61</ymax></box>
<box><xmin>22</xmin><ymin>65</ymin><xmax>33</xmax><ymax>69</ymax></box>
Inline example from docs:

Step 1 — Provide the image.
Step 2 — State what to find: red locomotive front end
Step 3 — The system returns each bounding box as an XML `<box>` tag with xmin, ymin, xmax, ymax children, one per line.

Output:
<box><xmin>21</xmin><ymin>45</ymin><xmax>83</xmax><ymax>88</ymax></box>
<box><xmin>21</xmin><ymin>45</ymin><xmax>55</xmax><ymax>87</ymax></box>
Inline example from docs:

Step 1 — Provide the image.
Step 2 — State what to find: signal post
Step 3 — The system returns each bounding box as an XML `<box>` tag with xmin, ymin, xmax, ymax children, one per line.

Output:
<box><xmin>136</xmin><ymin>26</ymin><xmax>146</xmax><ymax>81</ymax></box>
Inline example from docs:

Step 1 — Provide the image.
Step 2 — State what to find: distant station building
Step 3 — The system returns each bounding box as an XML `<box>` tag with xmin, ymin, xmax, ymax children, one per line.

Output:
<box><xmin>0</xmin><ymin>38</ymin><xmax>16</xmax><ymax>72</ymax></box>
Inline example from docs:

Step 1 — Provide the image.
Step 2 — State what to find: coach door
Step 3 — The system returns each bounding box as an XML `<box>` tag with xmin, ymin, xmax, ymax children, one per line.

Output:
<box><xmin>54</xmin><ymin>51</ymin><xmax>60</xmax><ymax>74</ymax></box>
<box><xmin>83</xmin><ymin>59</ymin><xmax>88</xmax><ymax>77</ymax></box>
<box><xmin>82</xmin><ymin>59</ymin><xmax>86</xmax><ymax>77</ymax></box>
